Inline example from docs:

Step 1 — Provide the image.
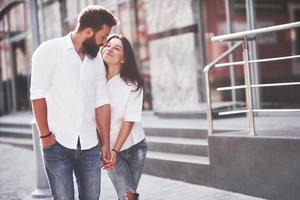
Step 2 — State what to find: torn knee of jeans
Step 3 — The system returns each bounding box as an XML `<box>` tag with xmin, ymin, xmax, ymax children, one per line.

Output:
<box><xmin>127</xmin><ymin>188</ymin><xmax>134</xmax><ymax>198</ymax></box>
<box><xmin>127</xmin><ymin>189</ymin><xmax>139</xmax><ymax>200</ymax></box>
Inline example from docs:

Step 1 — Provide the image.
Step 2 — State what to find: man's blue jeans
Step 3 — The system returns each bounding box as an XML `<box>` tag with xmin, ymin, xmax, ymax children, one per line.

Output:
<box><xmin>42</xmin><ymin>141</ymin><xmax>101</xmax><ymax>200</ymax></box>
<box><xmin>108</xmin><ymin>139</ymin><xmax>147</xmax><ymax>200</ymax></box>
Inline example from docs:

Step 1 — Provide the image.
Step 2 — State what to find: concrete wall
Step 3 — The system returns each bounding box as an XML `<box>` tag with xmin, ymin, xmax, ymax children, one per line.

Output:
<box><xmin>209</xmin><ymin>134</ymin><xmax>300</xmax><ymax>200</ymax></box>
<box><xmin>144</xmin><ymin>0</ymin><xmax>202</xmax><ymax>113</ymax></box>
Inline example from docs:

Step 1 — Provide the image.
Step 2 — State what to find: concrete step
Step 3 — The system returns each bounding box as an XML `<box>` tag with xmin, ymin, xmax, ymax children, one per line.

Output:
<box><xmin>144</xmin><ymin>127</ymin><xmax>208</xmax><ymax>139</ymax></box>
<box><xmin>147</xmin><ymin>136</ymin><xmax>208</xmax><ymax>156</ymax></box>
<box><xmin>0</xmin><ymin>127</ymin><xmax>32</xmax><ymax>139</ymax></box>
<box><xmin>0</xmin><ymin>121</ymin><xmax>31</xmax><ymax>129</ymax></box>
<box><xmin>0</xmin><ymin>137</ymin><xmax>33</xmax><ymax>150</ymax></box>
<box><xmin>146</xmin><ymin>151</ymin><xmax>209</xmax><ymax>164</ymax></box>
<box><xmin>144</xmin><ymin>151</ymin><xmax>211</xmax><ymax>184</ymax></box>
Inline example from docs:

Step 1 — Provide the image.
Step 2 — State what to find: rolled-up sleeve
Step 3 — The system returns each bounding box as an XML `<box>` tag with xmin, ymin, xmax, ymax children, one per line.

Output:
<box><xmin>95</xmin><ymin>58</ymin><xmax>110</xmax><ymax>108</ymax></box>
<box><xmin>30</xmin><ymin>43</ymin><xmax>55</xmax><ymax>100</ymax></box>
<box><xmin>124</xmin><ymin>88</ymin><xmax>143</xmax><ymax>122</ymax></box>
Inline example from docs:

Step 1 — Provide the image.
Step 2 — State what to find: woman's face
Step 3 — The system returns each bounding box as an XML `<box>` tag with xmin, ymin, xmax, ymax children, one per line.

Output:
<box><xmin>102</xmin><ymin>38</ymin><xmax>124</xmax><ymax>65</ymax></box>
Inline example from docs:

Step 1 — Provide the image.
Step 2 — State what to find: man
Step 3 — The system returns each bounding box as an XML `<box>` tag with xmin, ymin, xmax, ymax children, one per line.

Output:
<box><xmin>30</xmin><ymin>5</ymin><xmax>118</xmax><ymax>200</ymax></box>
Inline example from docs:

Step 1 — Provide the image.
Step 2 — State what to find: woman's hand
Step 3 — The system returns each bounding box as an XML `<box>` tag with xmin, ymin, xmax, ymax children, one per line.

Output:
<box><xmin>110</xmin><ymin>150</ymin><xmax>118</xmax><ymax>167</ymax></box>
<box><xmin>103</xmin><ymin>150</ymin><xmax>117</xmax><ymax>170</ymax></box>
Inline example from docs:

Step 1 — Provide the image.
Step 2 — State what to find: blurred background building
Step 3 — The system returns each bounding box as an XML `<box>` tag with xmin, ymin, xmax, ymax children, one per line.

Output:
<box><xmin>0</xmin><ymin>0</ymin><xmax>299</xmax><ymax>116</ymax></box>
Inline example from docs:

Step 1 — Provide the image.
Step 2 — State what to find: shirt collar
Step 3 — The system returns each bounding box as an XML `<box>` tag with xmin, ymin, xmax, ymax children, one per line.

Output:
<box><xmin>64</xmin><ymin>32</ymin><xmax>75</xmax><ymax>50</ymax></box>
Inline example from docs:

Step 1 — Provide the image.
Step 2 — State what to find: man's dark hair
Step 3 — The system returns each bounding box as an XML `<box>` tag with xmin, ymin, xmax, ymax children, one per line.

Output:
<box><xmin>78</xmin><ymin>5</ymin><xmax>118</xmax><ymax>32</ymax></box>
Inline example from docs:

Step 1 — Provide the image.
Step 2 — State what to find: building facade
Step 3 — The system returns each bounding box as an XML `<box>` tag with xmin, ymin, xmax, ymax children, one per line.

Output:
<box><xmin>0</xmin><ymin>0</ymin><xmax>299</xmax><ymax>116</ymax></box>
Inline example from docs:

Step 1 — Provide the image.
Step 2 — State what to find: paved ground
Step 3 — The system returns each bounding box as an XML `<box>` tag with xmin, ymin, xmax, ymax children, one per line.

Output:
<box><xmin>0</xmin><ymin>143</ymin><xmax>266</xmax><ymax>200</ymax></box>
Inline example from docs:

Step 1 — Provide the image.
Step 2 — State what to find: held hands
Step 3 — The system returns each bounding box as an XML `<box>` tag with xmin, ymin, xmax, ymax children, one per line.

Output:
<box><xmin>101</xmin><ymin>148</ymin><xmax>118</xmax><ymax>170</ymax></box>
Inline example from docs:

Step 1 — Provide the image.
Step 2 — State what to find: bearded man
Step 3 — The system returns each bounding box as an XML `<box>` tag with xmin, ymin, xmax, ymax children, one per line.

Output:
<box><xmin>30</xmin><ymin>5</ymin><xmax>118</xmax><ymax>200</ymax></box>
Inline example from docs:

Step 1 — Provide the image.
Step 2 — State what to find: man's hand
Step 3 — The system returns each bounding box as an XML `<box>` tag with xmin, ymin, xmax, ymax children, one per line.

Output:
<box><xmin>40</xmin><ymin>133</ymin><xmax>56</xmax><ymax>148</ymax></box>
<box><xmin>101</xmin><ymin>145</ymin><xmax>111</xmax><ymax>168</ymax></box>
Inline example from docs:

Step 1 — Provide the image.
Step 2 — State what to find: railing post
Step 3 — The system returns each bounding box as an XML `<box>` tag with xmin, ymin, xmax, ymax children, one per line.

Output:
<box><xmin>203</xmin><ymin>42</ymin><xmax>242</xmax><ymax>135</ymax></box>
<box><xmin>205</xmin><ymin>71</ymin><xmax>213</xmax><ymax>135</ymax></box>
<box><xmin>31</xmin><ymin>119</ymin><xmax>52</xmax><ymax>198</ymax></box>
<box><xmin>242</xmin><ymin>38</ymin><xmax>256</xmax><ymax>136</ymax></box>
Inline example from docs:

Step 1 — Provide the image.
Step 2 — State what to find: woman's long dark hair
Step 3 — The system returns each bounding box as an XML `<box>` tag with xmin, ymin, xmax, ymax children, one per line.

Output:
<box><xmin>102</xmin><ymin>34</ymin><xmax>144</xmax><ymax>92</ymax></box>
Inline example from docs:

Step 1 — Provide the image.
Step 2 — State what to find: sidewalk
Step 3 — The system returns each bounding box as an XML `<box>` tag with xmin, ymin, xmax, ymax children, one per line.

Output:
<box><xmin>0</xmin><ymin>143</ymin><xmax>265</xmax><ymax>200</ymax></box>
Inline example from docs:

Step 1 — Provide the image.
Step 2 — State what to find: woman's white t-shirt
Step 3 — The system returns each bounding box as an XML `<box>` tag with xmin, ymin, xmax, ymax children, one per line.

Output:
<box><xmin>107</xmin><ymin>74</ymin><xmax>145</xmax><ymax>151</ymax></box>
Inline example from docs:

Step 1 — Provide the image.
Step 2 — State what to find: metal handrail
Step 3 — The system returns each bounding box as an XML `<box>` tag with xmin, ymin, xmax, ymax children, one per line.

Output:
<box><xmin>204</xmin><ymin>42</ymin><xmax>242</xmax><ymax>72</ymax></box>
<box><xmin>204</xmin><ymin>42</ymin><xmax>242</xmax><ymax>135</ymax></box>
<box><xmin>217</xmin><ymin>82</ymin><xmax>300</xmax><ymax>91</ymax></box>
<box><xmin>219</xmin><ymin>109</ymin><xmax>300</xmax><ymax>116</ymax></box>
<box><xmin>215</xmin><ymin>55</ymin><xmax>300</xmax><ymax>68</ymax></box>
<box><xmin>212</xmin><ymin>21</ymin><xmax>300</xmax><ymax>42</ymax></box>
<box><xmin>205</xmin><ymin>21</ymin><xmax>300</xmax><ymax>136</ymax></box>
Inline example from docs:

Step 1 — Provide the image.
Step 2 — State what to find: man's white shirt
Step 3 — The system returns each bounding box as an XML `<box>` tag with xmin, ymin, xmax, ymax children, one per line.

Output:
<box><xmin>30</xmin><ymin>33</ymin><xmax>109</xmax><ymax>150</ymax></box>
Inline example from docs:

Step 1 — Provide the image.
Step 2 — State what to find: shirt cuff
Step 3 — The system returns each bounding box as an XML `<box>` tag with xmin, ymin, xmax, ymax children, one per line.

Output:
<box><xmin>95</xmin><ymin>98</ymin><xmax>110</xmax><ymax>108</ymax></box>
<box><xmin>30</xmin><ymin>91</ymin><xmax>47</xmax><ymax>100</ymax></box>
<box><xmin>124</xmin><ymin>115</ymin><xmax>141</xmax><ymax>122</ymax></box>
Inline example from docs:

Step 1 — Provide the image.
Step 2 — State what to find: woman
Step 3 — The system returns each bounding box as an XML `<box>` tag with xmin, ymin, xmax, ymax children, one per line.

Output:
<box><xmin>101</xmin><ymin>35</ymin><xmax>147</xmax><ymax>200</ymax></box>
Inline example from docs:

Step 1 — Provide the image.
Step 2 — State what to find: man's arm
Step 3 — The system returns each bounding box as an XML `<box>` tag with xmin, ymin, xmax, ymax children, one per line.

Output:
<box><xmin>95</xmin><ymin>104</ymin><xmax>111</xmax><ymax>164</ymax></box>
<box><xmin>32</xmin><ymin>98</ymin><xmax>56</xmax><ymax>147</ymax></box>
<box><xmin>30</xmin><ymin>42</ymin><xmax>56</xmax><ymax>147</ymax></box>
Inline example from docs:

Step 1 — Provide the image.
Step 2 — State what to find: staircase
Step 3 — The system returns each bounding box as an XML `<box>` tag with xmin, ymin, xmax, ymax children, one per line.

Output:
<box><xmin>143</xmin><ymin>127</ymin><xmax>211</xmax><ymax>184</ymax></box>
<box><xmin>0</xmin><ymin>112</ymin><xmax>213</xmax><ymax>184</ymax></box>
<box><xmin>0</xmin><ymin>118</ymin><xmax>33</xmax><ymax>149</ymax></box>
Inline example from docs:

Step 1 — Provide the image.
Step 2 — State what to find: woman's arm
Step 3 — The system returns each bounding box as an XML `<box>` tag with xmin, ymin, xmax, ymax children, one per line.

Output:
<box><xmin>106</xmin><ymin>88</ymin><xmax>143</xmax><ymax>170</ymax></box>
<box><xmin>113</xmin><ymin>121</ymin><xmax>134</xmax><ymax>152</ymax></box>
<box><xmin>104</xmin><ymin>121</ymin><xmax>134</xmax><ymax>170</ymax></box>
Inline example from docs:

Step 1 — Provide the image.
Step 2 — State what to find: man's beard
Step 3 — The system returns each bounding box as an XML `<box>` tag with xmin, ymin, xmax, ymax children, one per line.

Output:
<box><xmin>82</xmin><ymin>35</ymin><xmax>102</xmax><ymax>58</ymax></box>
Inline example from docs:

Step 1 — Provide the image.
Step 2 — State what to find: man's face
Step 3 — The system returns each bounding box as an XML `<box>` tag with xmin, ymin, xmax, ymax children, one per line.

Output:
<box><xmin>83</xmin><ymin>24</ymin><xmax>112</xmax><ymax>58</ymax></box>
<box><xmin>95</xmin><ymin>24</ymin><xmax>111</xmax><ymax>46</ymax></box>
